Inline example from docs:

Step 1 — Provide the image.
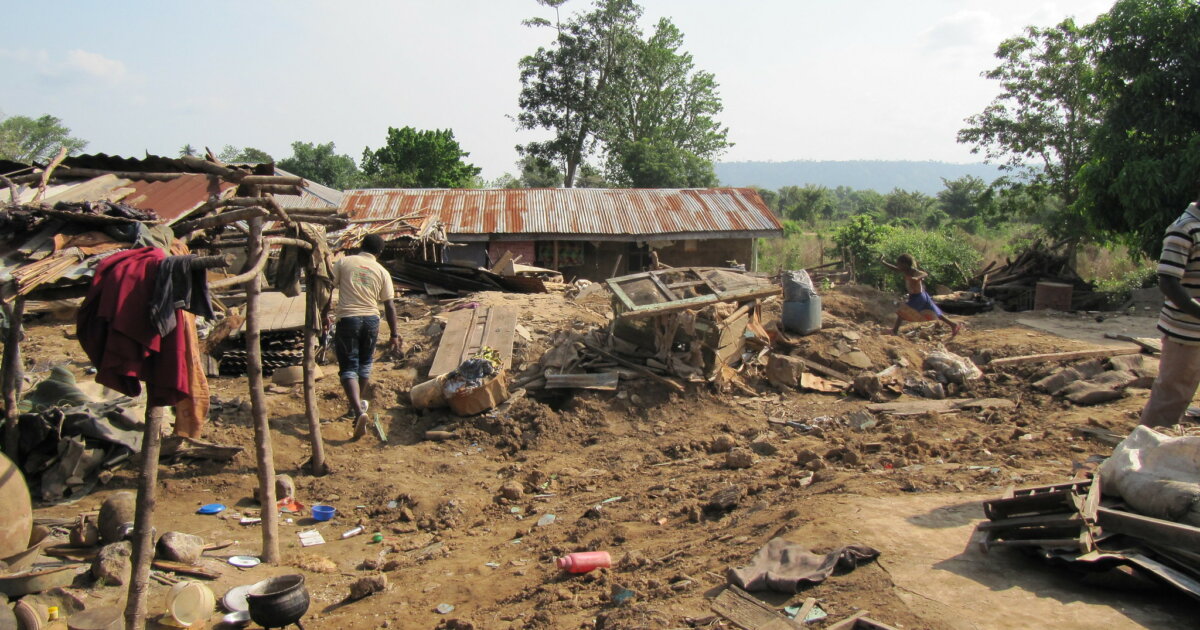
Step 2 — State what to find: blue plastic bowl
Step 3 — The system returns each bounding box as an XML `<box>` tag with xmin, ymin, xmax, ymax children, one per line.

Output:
<box><xmin>311</xmin><ymin>505</ymin><xmax>335</xmax><ymax>521</ymax></box>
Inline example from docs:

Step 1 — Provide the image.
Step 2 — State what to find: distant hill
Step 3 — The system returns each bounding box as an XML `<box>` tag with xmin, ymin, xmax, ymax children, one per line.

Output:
<box><xmin>714</xmin><ymin>160</ymin><xmax>1003</xmax><ymax>196</ymax></box>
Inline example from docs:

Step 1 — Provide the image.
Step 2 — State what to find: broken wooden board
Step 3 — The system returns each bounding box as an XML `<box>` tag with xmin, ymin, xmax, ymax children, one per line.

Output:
<box><xmin>545</xmin><ymin>372</ymin><xmax>619</xmax><ymax>391</ymax></box>
<box><xmin>711</xmin><ymin>585</ymin><xmax>802</xmax><ymax>630</ymax></box>
<box><xmin>1103</xmin><ymin>333</ymin><xmax>1162</xmax><ymax>355</ymax></box>
<box><xmin>1096</xmin><ymin>506</ymin><xmax>1200</xmax><ymax>554</ymax></box>
<box><xmin>607</xmin><ymin>267</ymin><xmax>780</xmax><ymax>319</ymax></box>
<box><xmin>867</xmin><ymin>398</ymin><xmax>1015</xmax><ymax>416</ymax></box>
<box><xmin>792</xmin><ymin>356</ymin><xmax>853</xmax><ymax>383</ymax></box>
<box><xmin>826</xmin><ymin>613</ymin><xmax>900</xmax><ymax>630</ymax></box>
<box><xmin>237</xmin><ymin>291</ymin><xmax>305</xmax><ymax>333</ymax></box>
<box><xmin>799</xmin><ymin>372</ymin><xmax>848</xmax><ymax>393</ymax></box>
<box><xmin>428</xmin><ymin>305</ymin><xmax>517</xmax><ymax>377</ymax></box>
<box><xmin>989</xmin><ymin>347</ymin><xmax>1141</xmax><ymax>368</ymax></box>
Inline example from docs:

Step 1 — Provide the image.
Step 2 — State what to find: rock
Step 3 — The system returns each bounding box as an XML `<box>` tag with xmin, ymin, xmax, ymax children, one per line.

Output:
<box><xmin>749</xmin><ymin>439</ymin><xmax>777</xmax><ymax>456</ymax></box>
<box><xmin>349</xmin><ymin>573</ymin><xmax>388</xmax><ymax>600</ymax></box>
<box><xmin>842</xmin><ymin>351</ymin><xmax>873</xmax><ymax>370</ymax></box>
<box><xmin>1063</xmin><ymin>382</ymin><xmax>1124</xmax><ymax>405</ymax></box>
<box><xmin>155</xmin><ymin>532</ymin><xmax>205</xmax><ymax>565</ymax></box>
<box><xmin>92</xmin><ymin>541</ymin><xmax>132</xmax><ymax>585</ymax></box>
<box><xmin>842</xmin><ymin>330</ymin><xmax>862</xmax><ymax>341</ymax></box>
<box><xmin>98</xmin><ymin>492</ymin><xmax>135</xmax><ymax>544</ymax></box>
<box><xmin>852</xmin><ymin>374</ymin><xmax>882</xmax><ymax>400</ymax></box>
<box><xmin>619</xmin><ymin>550</ymin><xmax>651</xmax><ymax>569</ymax></box>
<box><xmin>706</xmin><ymin>486</ymin><xmax>743</xmax><ymax>512</ymax></box>
<box><xmin>765</xmin><ymin>354</ymin><xmax>807</xmax><ymax>388</ymax></box>
<box><xmin>1089</xmin><ymin>370</ymin><xmax>1138</xmax><ymax>388</ymax></box>
<box><xmin>708</xmin><ymin>434</ymin><xmax>736</xmax><ymax>454</ymax></box>
<box><xmin>795</xmin><ymin>448</ymin><xmax>821</xmax><ymax>466</ymax></box>
<box><xmin>499</xmin><ymin>482</ymin><xmax>524</xmax><ymax>501</ymax></box>
<box><xmin>725</xmin><ymin>448</ymin><xmax>754</xmax><ymax>469</ymax></box>
<box><xmin>1130</xmin><ymin>366</ymin><xmax>1158</xmax><ymax>389</ymax></box>
<box><xmin>294</xmin><ymin>554</ymin><xmax>339</xmax><ymax>574</ymax></box>
<box><xmin>271</xmin><ymin>365</ymin><xmax>324</xmax><ymax>386</ymax></box>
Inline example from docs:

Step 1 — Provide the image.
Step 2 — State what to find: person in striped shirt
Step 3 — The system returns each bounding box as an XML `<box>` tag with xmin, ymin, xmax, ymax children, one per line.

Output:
<box><xmin>1140</xmin><ymin>193</ymin><xmax>1200</xmax><ymax>427</ymax></box>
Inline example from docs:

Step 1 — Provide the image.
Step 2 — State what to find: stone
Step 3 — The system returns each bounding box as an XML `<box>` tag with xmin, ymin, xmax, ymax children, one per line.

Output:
<box><xmin>1089</xmin><ymin>370</ymin><xmax>1137</xmax><ymax>388</ymax></box>
<box><xmin>1107</xmin><ymin>354</ymin><xmax>1145</xmax><ymax>372</ymax></box>
<box><xmin>708</xmin><ymin>434</ymin><xmax>736</xmax><ymax>454</ymax></box>
<box><xmin>349</xmin><ymin>573</ymin><xmax>389</xmax><ymax>600</ymax></box>
<box><xmin>98</xmin><ymin>492</ymin><xmax>135</xmax><ymax>544</ymax></box>
<box><xmin>794</xmin><ymin>448</ymin><xmax>821</xmax><ymax>466</ymax></box>
<box><xmin>499</xmin><ymin>482</ymin><xmax>524</xmax><ymax>501</ymax></box>
<box><xmin>852</xmin><ymin>374</ymin><xmax>882</xmax><ymax>400</ymax></box>
<box><xmin>765</xmin><ymin>354</ymin><xmax>807</xmax><ymax>388</ymax></box>
<box><xmin>271</xmin><ymin>365</ymin><xmax>324</xmax><ymax>386</ymax></box>
<box><xmin>156</xmin><ymin>531</ymin><xmax>205</xmax><ymax>565</ymax></box>
<box><xmin>847</xmin><ymin>410</ymin><xmax>877</xmax><ymax>431</ymax></box>
<box><xmin>725</xmin><ymin>448</ymin><xmax>754</xmax><ymax>469</ymax></box>
<box><xmin>842</xmin><ymin>351</ymin><xmax>873</xmax><ymax>370</ymax></box>
<box><xmin>92</xmin><ymin>541</ymin><xmax>132</xmax><ymax>585</ymax></box>
<box><xmin>749</xmin><ymin>439</ymin><xmax>777</xmax><ymax>456</ymax></box>
<box><xmin>295</xmin><ymin>554</ymin><xmax>339</xmax><ymax>574</ymax></box>
<box><xmin>706</xmin><ymin>486</ymin><xmax>743</xmax><ymax>512</ymax></box>
<box><xmin>1063</xmin><ymin>382</ymin><xmax>1124</xmax><ymax>406</ymax></box>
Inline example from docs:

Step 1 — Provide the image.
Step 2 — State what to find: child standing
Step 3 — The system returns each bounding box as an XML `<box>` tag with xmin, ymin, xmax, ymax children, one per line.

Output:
<box><xmin>881</xmin><ymin>254</ymin><xmax>960</xmax><ymax>337</ymax></box>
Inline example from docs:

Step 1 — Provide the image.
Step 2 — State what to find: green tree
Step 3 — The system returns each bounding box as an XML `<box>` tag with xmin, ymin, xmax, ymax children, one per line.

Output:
<box><xmin>937</xmin><ymin>175</ymin><xmax>992</xmax><ymax>219</ymax></box>
<box><xmin>599</xmin><ymin>18</ymin><xmax>730</xmax><ymax>181</ymax></box>
<box><xmin>777</xmin><ymin>185</ymin><xmax>835</xmax><ymax>223</ymax></box>
<box><xmin>1077</xmin><ymin>0</ymin><xmax>1200</xmax><ymax>257</ymax></box>
<box><xmin>832</xmin><ymin>214</ymin><xmax>890</xmax><ymax>283</ymax></box>
<box><xmin>361</xmin><ymin>127</ymin><xmax>481</xmax><ymax>188</ymax></box>
<box><xmin>179</xmin><ymin>144</ymin><xmax>198</xmax><ymax>158</ymax></box>
<box><xmin>517</xmin><ymin>154</ymin><xmax>563</xmax><ymax>187</ymax></box>
<box><xmin>612</xmin><ymin>136</ymin><xmax>717</xmax><ymax>187</ymax></box>
<box><xmin>216</xmin><ymin>145</ymin><xmax>274</xmax><ymax>164</ymax></box>
<box><xmin>278</xmin><ymin>141</ymin><xmax>363</xmax><ymax>189</ymax></box>
<box><xmin>751</xmin><ymin>186</ymin><xmax>779</xmax><ymax>216</ymax></box>
<box><xmin>517</xmin><ymin>0</ymin><xmax>641</xmax><ymax>187</ymax></box>
<box><xmin>958</xmin><ymin>18</ymin><xmax>1099</xmax><ymax>213</ymax></box>
<box><xmin>882</xmin><ymin>189</ymin><xmax>936</xmax><ymax>222</ymax></box>
<box><xmin>0</xmin><ymin>114</ymin><xmax>87</xmax><ymax>163</ymax></box>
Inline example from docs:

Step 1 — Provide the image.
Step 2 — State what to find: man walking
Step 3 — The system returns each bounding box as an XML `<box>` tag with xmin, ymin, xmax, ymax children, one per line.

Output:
<box><xmin>331</xmin><ymin>234</ymin><xmax>401</xmax><ymax>438</ymax></box>
<box><xmin>1141</xmin><ymin>190</ymin><xmax>1200</xmax><ymax>427</ymax></box>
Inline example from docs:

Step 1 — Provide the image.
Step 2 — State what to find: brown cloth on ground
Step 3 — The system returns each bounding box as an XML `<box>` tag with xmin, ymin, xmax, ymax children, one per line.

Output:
<box><xmin>727</xmin><ymin>537</ymin><xmax>880</xmax><ymax>593</ymax></box>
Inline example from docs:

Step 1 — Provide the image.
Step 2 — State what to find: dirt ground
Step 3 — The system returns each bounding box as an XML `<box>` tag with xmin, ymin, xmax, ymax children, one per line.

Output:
<box><xmin>17</xmin><ymin>285</ymin><xmax>1195</xmax><ymax>629</ymax></box>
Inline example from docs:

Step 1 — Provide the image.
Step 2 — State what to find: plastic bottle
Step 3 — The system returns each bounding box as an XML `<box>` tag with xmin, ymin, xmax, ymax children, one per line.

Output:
<box><xmin>341</xmin><ymin>526</ymin><xmax>364</xmax><ymax>539</ymax></box>
<box><xmin>556</xmin><ymin>551</ymin><xmax>612</xmax><ymax>573</ymax></box>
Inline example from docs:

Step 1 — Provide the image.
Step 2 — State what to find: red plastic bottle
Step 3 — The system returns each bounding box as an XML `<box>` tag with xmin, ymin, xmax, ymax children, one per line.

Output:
<box><xmin>556</xmin><ymin>551</ymin><xmax>612</xmax><ymax>573</ymax></box>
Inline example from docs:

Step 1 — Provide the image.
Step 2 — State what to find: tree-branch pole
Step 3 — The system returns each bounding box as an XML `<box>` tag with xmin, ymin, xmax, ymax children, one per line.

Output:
<box><xmin>123</xmin><ymin>405</ymin><xmax>164</xmax><ymax>630</ymax></box>
<box><xmin>244</xmin><ymin>213</ymin><xmax>280</xmax><ymax>563</ymax></box>
<box><xmin>2</xmin><ymin>295</ymin><xmax>24</xmax><ymax>459</ymax></box>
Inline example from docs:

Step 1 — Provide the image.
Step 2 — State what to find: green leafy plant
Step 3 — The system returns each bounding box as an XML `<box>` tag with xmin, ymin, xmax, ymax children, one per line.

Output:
<box><xmin>832</xmin><ymin>215</ymin><xmax>890</xmax><ymax>283</ymax></box>
<box><xmin>874</xmin><ymin>228</ymin><xmax>982</xmax><ymax>292</ymax></box>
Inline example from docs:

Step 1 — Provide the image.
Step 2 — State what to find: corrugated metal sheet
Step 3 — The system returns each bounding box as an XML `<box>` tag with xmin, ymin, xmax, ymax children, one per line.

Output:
<box><xmin>272</xmin><ymin>167</ymin><xmax>343</xmax><ymax>210</ymax></box>
<box><xmin>339</xmin><ymin>188</ymin><xmax>783</xmax><ymax>240</ymax></box>
<box><xmin>120</xmin><ymin>174</ymin><xmax>235</xmax><ymax>220</ymax></box>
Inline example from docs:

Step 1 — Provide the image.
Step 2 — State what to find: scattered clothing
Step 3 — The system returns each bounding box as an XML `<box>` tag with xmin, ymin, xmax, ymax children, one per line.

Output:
<box><xmin>150</xmin><ymin>254</ymin><xmax>215</xmax><ymax>337</ymax></box>
<box><xmin>898</xmin><ymin>290</ymin><xmax>946</xmax><ymax>322</ymax></box>
<box><xmin>335</xmin><ymin>315</ymin><xmax>381</xmax><ymax>381</ymax></box>
<box><xmin>333</xmin><ymin>252</ymin><xmax>394</xmax><ymax>319</ymax></box>
<box><xmin>727</xmin><ymin>538</ymin><xmax>880</xmax><ymax>593</ymax></box>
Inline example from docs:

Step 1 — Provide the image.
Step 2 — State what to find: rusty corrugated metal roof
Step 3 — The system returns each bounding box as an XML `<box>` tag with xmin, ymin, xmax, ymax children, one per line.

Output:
<box><xmin>119</xmin><ymin>174</ymin><xmax>236</xmax><ymax>220</ymax></box>
<box><xmin>339</xmin><ymin>188</ymin><xmax>782</xmax><ymax>241</ymax></box>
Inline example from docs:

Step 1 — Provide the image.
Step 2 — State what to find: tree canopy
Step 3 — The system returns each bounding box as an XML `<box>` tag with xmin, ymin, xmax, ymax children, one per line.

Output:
<box><xmin>1077</xmin><ymin>0</ymin><xmax>1200</xmax><ymax>257</ymax></box>
<box><xmin>278</xmin><ymin>141</ymin><xmax>363</xmax><ymax>189</ymax></box>
<box><xmin>217</xmin><ymin>145</ymin><xmax>274</xmax><ymax>164</ymax></box>
<box><xmin>361</xmin><ymin>126</ymin><xmax>481</xmax><ymax>188</ymax></box>
<box><xmin>0</xmin><ymin>114</ymin><xmax>87</xmax><ymax>163</ymax></box>
<box><xmin>516</xmin><ymin>0</ymin><xmax>729</xmax><ymax>188</ymax></box>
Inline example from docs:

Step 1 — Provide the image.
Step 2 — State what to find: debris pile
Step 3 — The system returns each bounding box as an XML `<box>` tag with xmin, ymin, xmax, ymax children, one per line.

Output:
<box><xmin>973</xmin><ymin>240</ymin><xmax>1102</xmax><ymax>311</ymax></box>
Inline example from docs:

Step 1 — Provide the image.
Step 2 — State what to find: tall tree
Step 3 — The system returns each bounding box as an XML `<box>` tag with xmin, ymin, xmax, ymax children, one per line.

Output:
<box><xmin>517</xmin><ymin>0</ymin><xmax>641</xmax><ymax>188</ymax></box>
<box><xmin>278</xmin><ymin>141</ymin><xmax>363</xmax><ymax>189</ymax></box>
<box><xmin>361</xmin><ymin>126</ymin><xmax>481</xmax><ymax>188</ymax></box>
<box><xmin>0</xmin><ymin>114</ymin><xmax>87</xmax><ymax>163</ymax></box>
<box><xmin>1077</xmin><ymin>0</ymin><xmax>1200</xmax><ymax>257</ymax></box>
<box><xmin>957</xmin><ymin>18</ymin><xmax>1098</xmax><ymax>213</ymax></box>
<box><xmin>614</xmin><ymin>136</ymin><xmax>717</xmax><ymax>187</ymax></box>
<box><xmin>179</xmin><ymin>144</ymin><xmax>198</xmax><ymax>158</ymax></box>
<box><xmin>517</xmin><ymin>154</ymin><xmax>563</xmax><ymax>187</ymax></box>
<box><xmin>778</xmin><ymin>185</ymin><xmax>835</xmax><ymax>223</ymax></box>
<box><xmin>937</xmin><ymin>175</ymin><xmax>992</xmax><ymax>219</ymax></box>
<box><xmin>600</xmin><ymin>18</ymin><xmax>730</xmax><ymax>177</ymax></box>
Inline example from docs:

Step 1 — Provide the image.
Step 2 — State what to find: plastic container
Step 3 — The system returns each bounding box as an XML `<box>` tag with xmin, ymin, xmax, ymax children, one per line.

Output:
<box><xmin>556</xmin><ymin>551</ymin><xmax>612</xmax><ymax>573</ymax></box>
<box><xmin>411</xmin><ymin>374</ymin><xmax>449</xmax><ymax>410</ymax></box>
<box><xmin>164</xmin><ymin>580</ymin><xmax>215</xmax><ymax>627</ymax></box>
<box><xmin>782</xmin><ymin>297</ymin><xmax>822</xmax><ymax>335</ymax></box>
<box><xmin>311</xmin><ymin>505</ymin><xmax>336</xmax><ymax>522</ymax></box>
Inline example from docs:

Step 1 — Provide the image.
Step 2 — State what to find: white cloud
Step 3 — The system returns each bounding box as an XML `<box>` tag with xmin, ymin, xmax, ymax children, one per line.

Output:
<box><xmin>921</xmin><ymin>10</ymin><xmax>1000</xmax><ymax>52</ymax></box>
<box><xmin>65</xmin><ymin>49</ymin><xmax>127</xmax><ymax>83</ymax></box>
<box><xmin>0</xmin><ymin>48</ymin><xmax>129</xmax><ymax>85</ymax></box>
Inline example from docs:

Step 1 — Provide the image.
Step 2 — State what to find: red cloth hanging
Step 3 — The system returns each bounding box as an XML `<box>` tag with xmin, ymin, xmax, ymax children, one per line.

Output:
<box><xmin>76</xmin><ymin>247</ymin><xmax>191</xmax><ymax>406</ymax></box>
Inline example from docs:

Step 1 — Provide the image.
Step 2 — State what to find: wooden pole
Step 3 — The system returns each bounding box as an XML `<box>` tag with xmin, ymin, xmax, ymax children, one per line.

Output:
<box><xmin>244</xmin><ymin>215</ymin><xmax>280</xmax><ymax>563</ymax></box>
<box><xmin>2</xmin><ymin>296</ymin><xmax>24</xmax><ymax>458</ymax></box>
<box><xmin>302</xmin><ymin>262</ymin><xmax>328</xmax><ymax>476</ymax></box>
<box><xmin>123</xmin><ymin>405</ymin><xmax>164</xmax><ymax>630</ymax></box>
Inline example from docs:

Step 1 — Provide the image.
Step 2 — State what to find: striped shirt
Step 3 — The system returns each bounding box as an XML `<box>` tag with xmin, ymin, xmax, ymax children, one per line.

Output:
<box><xmin>1157</xmin><ymin>202</ymin><xmax>1200</xmax><ymax>344</ymax></box>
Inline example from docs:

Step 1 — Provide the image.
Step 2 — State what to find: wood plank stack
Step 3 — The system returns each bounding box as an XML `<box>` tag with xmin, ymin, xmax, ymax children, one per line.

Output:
<box><xmin>972</xmin><ymin>240</ymin><xmax>1096</xmax><ymax>311</ymax></box>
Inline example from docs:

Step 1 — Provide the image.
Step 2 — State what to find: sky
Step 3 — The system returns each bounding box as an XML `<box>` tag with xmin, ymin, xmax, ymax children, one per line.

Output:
<box><xmin>0</xmin><ymin>0</ymin><xmax>1115</xmax><ymax>182</ymax></box>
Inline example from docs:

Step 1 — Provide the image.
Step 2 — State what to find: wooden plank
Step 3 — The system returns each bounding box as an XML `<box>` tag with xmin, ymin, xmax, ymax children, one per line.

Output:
<box><xmin>867</xmin><ymin>398</ymin><xmax>1014</xmax><ymax>416</ymax></box>
<box><xmin>428</xmin><ymin>306</ymin><xmax>517</xmax><ymax>377</ymax></box>
<box><xmin>545</xmin><ymin>372</ymin><xmax>620</xmax><ymax>390</ymax></box>
<box><xmin>581</xmin><ymin>339</ymin><xmax>686</xmax><ymax>394</ymax></box>
<box><xmin>1097</xmin><ymin>506</ymin><xmax>1200</xmax><ymax>553</ymax></box>
<box><xmin>989</xmin><ymin>347</ymin><xmax>1142</xmax><ymax>367</ymax></box>
<box><xmin>711</xmin><ymin>586</ymin><xmax>802</xmax><ymax>630</ymax></box>
<box><xmin>792</xmin><ymin>357</ymin><xmax>852</xmax><ymax>383</ymax></box>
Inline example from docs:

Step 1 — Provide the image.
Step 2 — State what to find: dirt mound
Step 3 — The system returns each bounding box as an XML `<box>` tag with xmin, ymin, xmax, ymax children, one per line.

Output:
<box><xmin>824</xmin><ymin>284</ymin><xmax>898</xmax><ymax>324</ymax></box>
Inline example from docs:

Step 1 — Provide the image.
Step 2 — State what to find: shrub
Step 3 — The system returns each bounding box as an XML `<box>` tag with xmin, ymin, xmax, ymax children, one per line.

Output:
<box><xmin>832</xmin><ymin>215</ymin><xmax>891</xmax><ymax>282</ymax></box>
<box><xmin>874</xmin><ymin>228</ymin><xmax>982</xmax><ymax>292</ymax></box>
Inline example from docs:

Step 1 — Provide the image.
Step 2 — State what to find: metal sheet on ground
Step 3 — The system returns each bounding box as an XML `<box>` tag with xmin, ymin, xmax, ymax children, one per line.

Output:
<box><xmin>428</xmin><ymin>306</ymin><xmax>517</xmax><ymax>377</ymax></box>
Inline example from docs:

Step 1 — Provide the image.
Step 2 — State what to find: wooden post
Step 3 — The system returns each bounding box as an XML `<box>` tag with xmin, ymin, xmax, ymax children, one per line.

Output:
<box><xmin>244</xmin><ymin>215</ymin><xmax>280</xmax><ymax>563</ymax></box>
<box><xmin>302</xmin><ymin>262</ymin><xmax>328</xmax><ymax>476</ymax></box>
<box><xmin>123</xmin><ymin>405</ymin><xmax>164</xmax><ymax>630</ymax></box>
<box><xmin>2</xmin><ymin>296</ymin><xmax>24</xmax><ymax>458</ymax></box>
<box><xmin>552</xmin><ymin>240</ymin><xmax>559</xmax><ymax>270</ymax></box>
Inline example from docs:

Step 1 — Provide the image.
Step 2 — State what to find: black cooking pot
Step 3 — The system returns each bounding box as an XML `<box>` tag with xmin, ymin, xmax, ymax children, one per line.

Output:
<box><xmin>246</xmin><ymin>574</ymin><xmax>309</xmax><ymax>629</ymax></box>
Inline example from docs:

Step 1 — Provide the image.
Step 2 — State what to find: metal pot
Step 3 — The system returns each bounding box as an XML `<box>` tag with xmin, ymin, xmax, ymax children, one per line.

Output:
<box><xmin>246</xmin><ymin>574</ymin><xmax>309</xmax><ymax>630</ymax></box>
